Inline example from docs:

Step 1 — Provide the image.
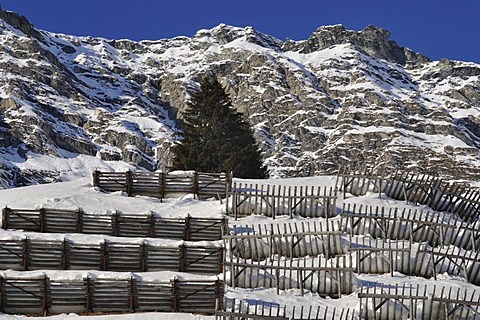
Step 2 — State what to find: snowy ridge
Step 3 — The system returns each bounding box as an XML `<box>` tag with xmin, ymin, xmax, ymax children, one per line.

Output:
<box><xmin>0</xmin><ymin>8</ymin><xmax>479</xmax><ymax>188</ymax></box>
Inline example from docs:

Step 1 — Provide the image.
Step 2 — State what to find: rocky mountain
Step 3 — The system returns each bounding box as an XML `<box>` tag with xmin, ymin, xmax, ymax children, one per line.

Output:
<box><xmin>0</xmin><ymin>7</ymin><xmax>479</xmax><ymax>188</ymax></box>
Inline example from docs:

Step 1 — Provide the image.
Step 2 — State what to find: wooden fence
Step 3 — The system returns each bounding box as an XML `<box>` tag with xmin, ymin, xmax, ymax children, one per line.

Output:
<box><xmin>217</xmin><ymin>284</ymin><xmax>480</xmax><ymax>320</ymax></box>
<box><xmin>0</xmin><ymin>238</ymin><xmax>223</xmax><ymax>275</ymax></box>
<box><xmin>2</xmin><ymin>207</ymin><xmax>227</xmax><ymax>241</ymax></box>
<box><xmin>358</xmin><ymin>283</ymin><xmax>480</xmax><ymax>319</ymax></box>
<box><xmin>92</xmin><ymin>170</ymin><xmax>229</xmax><ymax>200</ymax></box>
<box><xmin>226</xmin><ymin>255</ymin><xmax>355</xmax><ymax>298</ymax></box>
<box><xmin>349</xmin><ymin>235</ymin><xmax>480</xmax><ymax>286</ymax></box>
<box><xmin>341</xmin><ymin>203</ymin><xmax>480</xmax><ymax>251</ymax></box>
<box><xmin>337</xmin><ymin>169</ymin><xmax>480</xmax><ymax>222</ymax></box>
<box><xmin>227</xmin><ymin>183</ymin><xmax>337</xmax><ymax>219</ymax></box>
<box><xmin>216</xmin><ymin>298</ymin><xmax>356</xmax><ymax>320</ymax></box>
<box><xmin>0</xmin><ymin>274</ymin><xmax>223</xmax><ymax>316</ymax></box>
<box><xmin>224</xmin><ymin>220</ymin><xmax>346</xmax><ymax>260</ymax></box>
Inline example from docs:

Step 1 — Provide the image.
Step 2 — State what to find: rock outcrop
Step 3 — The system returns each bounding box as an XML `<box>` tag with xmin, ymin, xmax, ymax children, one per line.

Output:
<box><xmin>0</xmin><ymin>7</ymin><xmax>479</xmax><ymax>187</ymax></box>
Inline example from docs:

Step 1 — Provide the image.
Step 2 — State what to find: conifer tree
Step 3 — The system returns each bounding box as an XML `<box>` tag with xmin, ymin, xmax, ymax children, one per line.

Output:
<box><xmin>172</xmin><ymin>76</ymin><xmax>268</xmax><ymax>178</ymax></box>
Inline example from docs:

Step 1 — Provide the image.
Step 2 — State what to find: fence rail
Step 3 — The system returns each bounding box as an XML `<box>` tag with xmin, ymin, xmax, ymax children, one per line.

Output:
<box><xmin>2</xmin><ymin>207</ymin><xmax>227</xmax><ymax>241</ymax></box>
<box><xmin>337</xmin><ymin>168</ymin><xmax>480</xmax><ymax>222</ymax></box>
<box><xmin>0</xmin><ymin>238</ymin><xmax>223</xmax><ymax>275</ymax></box>
<box><xmin>92</xmin><ymin>170</ymin><xmax>229</xmax><ymax>200</ymax></box>
<box><xmin>227</xmin><ymin>183</ymin><xmax>337</xmax><ymax>219</ymax></box>
<box><xmin>0</xmin><ymin>274</ymin><xmax>223</xmax><ymax>316</ymax></box>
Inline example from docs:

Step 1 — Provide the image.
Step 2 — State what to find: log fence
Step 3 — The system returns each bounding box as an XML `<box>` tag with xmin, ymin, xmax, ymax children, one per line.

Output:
<box><xmin>0</xmin><ymin>238</ymin><xmax>223</xmax><ymax>274</ymax></box>
<box><xmin>2</xmin><ymin>207</ymin><xmax>227</xmax><ymax>241</ymax></box>
<box><xmin>0</xmin><ymin>274</ymin><xmax>223</xmax><ymax>316</ymax></box>
<box><xmin>337</xmin><ymin>168</ymin><xmax>480</xmax><ymax>222</ymax></box>
<box><xmin>227</xmin><ymin>183</ymin><xmax>337</xmax><ymax>219</ymax></box>
<box><xmin>92</xmin><ymin>170</ymin><xmax>229</xmax><ymax>200</ymax></box>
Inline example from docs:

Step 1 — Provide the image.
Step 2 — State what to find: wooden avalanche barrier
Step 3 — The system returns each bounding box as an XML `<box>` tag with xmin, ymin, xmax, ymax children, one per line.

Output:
<box><xmin>337</xmin><ymin>167</ymin><xmax>480</xmax><ymax>222</ymax></box>
<box><xmin>0</xmin><ymin>274</ymin><xmax>223</xmax><ymax>316</ymax></box>
<box><xmin>227</xmin><ymin>183</ymin><xmax>337</xmax><ymax>219</ymax></box>
<box><xmin>2</xmin><ymin>207</ymin><xmax>227</xmax><ymax>241</ymax></box>
<box><xmin>92</xmin><ymin>170</ymin><xmax>229</xmax><ymax>200</ymax></box>
<box><xmin>0</xmin><ymin>238</ymin><xmax>223</xmax><ymax>274</ymax></box>
<box><xmin>216</xmin><ymin>298</ymin><xmax>357</xmax><ymax>320</ymax></box>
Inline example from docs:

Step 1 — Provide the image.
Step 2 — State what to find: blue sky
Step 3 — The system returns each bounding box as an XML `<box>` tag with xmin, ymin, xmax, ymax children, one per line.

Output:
<box><xmin>1</xmin><ymin>0</ymin><xmax>479</xmax><ymax>63</ymax></box>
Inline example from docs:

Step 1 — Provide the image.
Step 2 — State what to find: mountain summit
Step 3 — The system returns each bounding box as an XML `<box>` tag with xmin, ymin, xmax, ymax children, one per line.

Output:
<box><xmin>0</xmin><ymin>7</ymin><xmax>479</xmax><ymax>187</ymax></box>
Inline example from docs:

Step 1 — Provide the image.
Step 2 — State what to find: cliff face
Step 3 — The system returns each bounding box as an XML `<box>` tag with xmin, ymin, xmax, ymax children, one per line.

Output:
<box><xmin>0</xmin><ymin>8</ymin><xmax>479</xmax><ymax>187</ymax></box>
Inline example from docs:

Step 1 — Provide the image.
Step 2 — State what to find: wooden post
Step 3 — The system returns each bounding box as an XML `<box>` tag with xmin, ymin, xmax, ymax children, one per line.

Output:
<box><xmin>101</xmin><ymin>240</ymin><xmax>108</xmax><ymax>271</ymax></box>
<box><xmin>160</xmin><ymin>172</ymin><xmax>166</xmax><ymax>200</ymax></box>
<box><xmin>2</xmin><ymin>207</ymin><xmax>9</xmax><ymax>230</ymax></box>
<box><xmin>0</xmin><ymin>276</ymin><xmax>4</xmax><ymax>313</ymax></box>
<box><xmin>184</xmin><ymin>215</ymin><xmax>191</xmax><ymax>241</ymax></box>
<box><xmin>299</xmin><ymin>268</ymin><xmax>304</xmax><ymax>296</ymax></box>
<box><xmin>171</xmin><ymin>277</ymin><xmax>178</xmax><ymax>312</ymax></box>
<box><xmin>218</xmin><ymin>247</ymin><xmax>225</xmax><ymax>275</ymax></box>
<box><xmin>193</xmin><ymin>171</ymin><xmax>198</xmax><ymax>199</ymax></box>
<box><xmin>42</xmin><ymin>275</ymin><xmax>48</xmax><ymax>316</ymax></box>
<box><xmin>112</xmin><ymin>211</ymin><xmax>120</xmax><ymax>236</ymax></box>
<box><xmin>272</xmin><ymin>185</ymin><xmax>276</xmax><ymax>220</ymax></box>
<box><xmin>215</xmin><ymin>278</ymin><xmax>222</xmax><ymax>307</ymax></box>
<box><xmin>92</xmin><ymin>170</ymin><xmax>100</xmax><ymax>187</ymax></box>
<box><xmin>129</xmin><ymin>276</ymin><xmax>135</xmax><ymax>312</ymax></box>
<box><xmin>148</xmin><ymin>213</ymin><xmax>155</xmax><ymax>238</ymax></box>
<box><xmin>77</xmin><ymin>208</ymin><xmax>84</xmax><ymax>233</ymax></box>
<box><xmin>23</xmin><ymin>237</ymin><xmax>29</xmax><ymax>271</ymax></box>
<box><xmin>39</xmin><ymin>208</ymin><xmax>46</xmax><ymax>233</ymax></box>
<box><xmin>62</xmin><ymin>238</ymin><xmax>68</xmax><ymax>270</ymax></box>
<box><xmin>126</xmin><ymin>171</ymin><xmax>133</xmax><ymax>196</ymax></box>
<box><xmin>221</xmin><ymin>217</ymin><xmax>228</xmax><ymax>239</ymax></box>
<box><xmin>179</xmin><ymin>244</ymin><xmax>186</xmax><ymax>272</ymax></box>
<box><xmin>85</xmin><ymin>276</ymin><xmax>92</xmax><ymax>314</ymax></box>
<box><xmin>141</xmin><ymin>241</ymin><xmax>147</xmax><ymax>272</ymax></box>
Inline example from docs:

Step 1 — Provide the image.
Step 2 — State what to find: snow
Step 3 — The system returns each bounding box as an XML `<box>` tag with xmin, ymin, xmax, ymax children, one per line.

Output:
<box><xmin>0</xmin><ymin>172</ymin><xmax>478</xmax><ymax>319</ymax></box>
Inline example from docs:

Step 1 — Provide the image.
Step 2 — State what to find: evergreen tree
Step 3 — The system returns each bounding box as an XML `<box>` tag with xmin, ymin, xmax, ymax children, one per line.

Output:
<box><xmin>172</xmin><ymin>76</ymin><xmax>268</xmax><ymax>178</ymax></box>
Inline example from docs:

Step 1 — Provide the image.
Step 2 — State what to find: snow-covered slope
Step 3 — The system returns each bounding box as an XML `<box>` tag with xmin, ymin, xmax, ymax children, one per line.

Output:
<box><xmin>1</xmin><ymin>175</ymin><xmax>479</xmax><ymax>319</ymax></box>
<box><xmin>0</xmin><ymin>8</ymin><xmax>479</xmax><ymax>188</ymax></box>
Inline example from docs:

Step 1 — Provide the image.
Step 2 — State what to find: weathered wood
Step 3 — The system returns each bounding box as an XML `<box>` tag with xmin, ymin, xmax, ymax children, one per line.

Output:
<box><xmin>226</xmin><ymin>220</ymin><xmax>345</xmax><ymax>260</ymax></box>
<box><xmin>338</xmin><ymin>168</ymin><xmax>480</xmax><ymax>223</ymax></box>
<box><xmin>0</xmin><ymin>238</ymin><xmax>223</xmax><ymax>275</ymax></box>
<box><xmin>228</xmin><ymin>183</ymin><xmax>337</xmax><ymax>218</ymax></box>
<box><xmin>2</xmin><ymin>208</ymin><xmax>226</xmax><ymax>241</ymax></box>
<box><xmin>226</xmin><ymin>255</ymin><xmax>354</xmax><ymax>298</ymax></box>
<box><xmin>92</xmin><ymin>170</ymin><xmax>229</xmax><ymax>200</ymax></box>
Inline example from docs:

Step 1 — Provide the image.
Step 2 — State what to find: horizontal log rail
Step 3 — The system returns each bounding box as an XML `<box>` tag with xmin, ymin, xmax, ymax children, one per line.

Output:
<box><xmin>0</xmin><ymin>238</ymin><xmax>223</xmax><ymax>274</ymax></box>
<box><xmin>0</xmin><ymin>274</ymin><xmax>223</xmax><ymax>316</ymax></box>
<box><xmin>2</xmin><ymin>207</ymin><xmax>227</xmax><ymax>241</ymax></box>
<box><xmin>92</xmin><ymin>170</ymin><xmax>230</xmax><ymax>200</ymax></box>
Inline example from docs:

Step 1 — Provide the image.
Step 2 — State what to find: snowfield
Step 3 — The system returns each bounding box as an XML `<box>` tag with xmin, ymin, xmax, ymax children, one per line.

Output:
<box><xmin>0</xmin><ymin>173</ymin><xmax>479</xmax><ymax>319</ymax></box>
